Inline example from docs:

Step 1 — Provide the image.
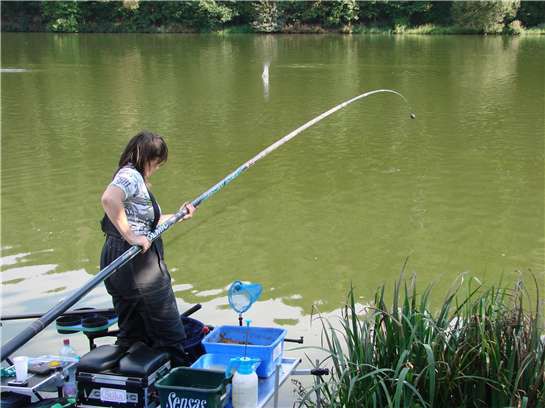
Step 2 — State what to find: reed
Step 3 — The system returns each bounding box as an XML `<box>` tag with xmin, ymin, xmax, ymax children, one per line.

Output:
<box><xmin>295</xmin><ymin>273</ymin><xmax>544</xmax><ymax>408</ymax></box>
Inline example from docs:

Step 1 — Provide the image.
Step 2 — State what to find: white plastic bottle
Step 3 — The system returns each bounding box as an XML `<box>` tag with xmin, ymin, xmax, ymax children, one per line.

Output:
<box><xmin>231</xmin><ymin>357</ymin><xmax>259</xmax><ymax>408</ymax></box>
<box><xmin>59</xmin><ymin>339</ymin><xmax>79</xmax><ymax>398</ymax></box>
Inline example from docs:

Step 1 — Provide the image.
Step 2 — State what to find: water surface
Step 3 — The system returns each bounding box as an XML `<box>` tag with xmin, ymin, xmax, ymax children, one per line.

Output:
<box><xmin>1</xmin><ymin>33</ymin><xmax>543</xmax><ymax>356</ymax></box>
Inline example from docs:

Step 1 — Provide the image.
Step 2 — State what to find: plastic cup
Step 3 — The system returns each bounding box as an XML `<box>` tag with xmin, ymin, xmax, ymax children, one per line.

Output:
<box><xmin>13</xmin><ymin>356</ymin><xmax>28</xmax><ymax>382</ymax></box>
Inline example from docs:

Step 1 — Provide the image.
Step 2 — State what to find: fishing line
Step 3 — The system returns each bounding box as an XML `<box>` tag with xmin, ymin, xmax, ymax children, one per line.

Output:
<box><xmin>1</xmin><ymin>89</ymin><xmax>414</xmax><ymax>361</ymax></box>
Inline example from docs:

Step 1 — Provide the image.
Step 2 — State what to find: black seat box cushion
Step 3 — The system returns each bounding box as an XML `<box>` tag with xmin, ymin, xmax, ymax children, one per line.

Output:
<box><xmin>78</xmin><ymin>345</ymin><xmax>125</xmax><ymax>373</ymax></box>
<box><xmin>118</xmin><ymin>343</ymin><xmax>169</xmax><ymax>377</ymax></box>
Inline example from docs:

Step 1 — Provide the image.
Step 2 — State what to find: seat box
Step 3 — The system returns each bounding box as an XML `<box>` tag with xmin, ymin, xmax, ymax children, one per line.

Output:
<box><xmin>76</xmin><ymin>344</ymin><xmax>170</xmax><ymax>408</ymax></box>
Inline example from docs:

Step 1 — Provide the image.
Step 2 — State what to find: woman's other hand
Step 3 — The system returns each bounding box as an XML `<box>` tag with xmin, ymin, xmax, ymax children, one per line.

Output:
<box><xmin>129</xmin><ymin>234</ymin><xmax>152</xmax><ymax>253</ymax></box>
<box><xmin>180</xmin><ymin>202</ymin><xmax>196</xmax><ymax>220</ymax></box>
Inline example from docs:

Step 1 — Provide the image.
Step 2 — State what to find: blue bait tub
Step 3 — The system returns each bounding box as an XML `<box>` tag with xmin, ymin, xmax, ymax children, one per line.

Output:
<box><xmin>202</xmin><ymin>326</ymin><xmax>286</xmax><ymax>378</ymax></box>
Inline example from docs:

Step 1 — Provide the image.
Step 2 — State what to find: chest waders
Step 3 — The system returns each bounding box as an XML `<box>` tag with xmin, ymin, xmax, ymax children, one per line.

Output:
<box><xmin>100</xmin><ymin>189</ymin><xmax>189</xmax><ymax>366</ymax></box>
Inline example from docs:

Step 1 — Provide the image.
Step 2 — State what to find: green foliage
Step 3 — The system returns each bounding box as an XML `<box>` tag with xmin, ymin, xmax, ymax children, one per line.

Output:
<box><xmin>517</xmin><ymin>1</ymin><xmax>545</xmax><ymax>28</ymax></box>
<box><xmin>41</xmin><ymin>1</ymin><xmax>81</xmax><ymax>33</ymax></box>
<box><xmin>228</xmin><ymin>2</ymin><xmax>256</xmax><ymax>26</ymax></box>
<box><xmin>524</xmin><ymin>23</ymin><xmax>545</xmax><ymax>35</ymax></box>
<box><xmin>505</xmin><ymin>19</ymin><xmax>524</xmax><ymax>35</ymax></box>
<box><xmin>251</xmin><ymin>1</ymin><xmax>280</xmax><ymax>33</ymax></box>
<box><xmin>276</xmin><ymin>1</ymin><xmax>314</xmax><ymax>25</ymax></box>
<box><xmin>0</xmin><ymin>1</ymin><xmax>43</xmax><ymax>31</ymax></box>
<box><xmin>1</xmin><ymin>0</ymin><xmax>542</xmax><ymax>34</ymax></box>
<box><xmin>307</xmin><ymin>0</ymin><xmax>359</xmax><ymax>28</ymax></box>
<box><xmin>401</xmin><ymin>24</ymin><xmax>481</xmax><ymax>35</ymax></box>
<box><xmin>296</xmin><ymin>274</ymin><xmax>544</xmax><ymax>407</ymax></box>
<box><xmin>358</xmin><ymin>1</ymin><xmax>433</xmax><ymax>26</ymax></box>
<box><xmin>452</xmin><ymin>1</ymin><xmax>521</xmax><ymax>34</ymax></box>
<box><xmin>176</xmin><ymin>1</ymin><xmax>236</xmax><ymax>31</ymax></box>
<box><xmin>421</xmin><ymin>1</ymin><xmax>454</xmax><ymax>26</ymax></box>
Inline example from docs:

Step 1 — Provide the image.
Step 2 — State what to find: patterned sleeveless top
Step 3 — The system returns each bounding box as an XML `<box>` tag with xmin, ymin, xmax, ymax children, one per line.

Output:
<box><xmin>109</xmin><ymin>165</ymin><xmax>161</xmax><ymax>236</ymax></box>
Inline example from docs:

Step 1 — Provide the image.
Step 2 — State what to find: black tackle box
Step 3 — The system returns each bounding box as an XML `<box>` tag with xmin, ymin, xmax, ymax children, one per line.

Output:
<box><xmin>76</xmin><ymin>342</ymin><xmax>170</xmax><ymax>408</ymax></box>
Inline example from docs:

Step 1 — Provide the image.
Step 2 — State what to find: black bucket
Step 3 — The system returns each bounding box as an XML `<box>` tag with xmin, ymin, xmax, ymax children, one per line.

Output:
<box><xmin>180</xmin><ymin>317</ymin><xmax>206</xmax><ymax>365</ymax></box>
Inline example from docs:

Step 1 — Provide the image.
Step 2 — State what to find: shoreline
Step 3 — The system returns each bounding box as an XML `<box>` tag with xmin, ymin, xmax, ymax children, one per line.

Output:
<box><xmin>2</xmin><ymin>24</ymin><xmax>545</xmax><ymax>36</ymax></box>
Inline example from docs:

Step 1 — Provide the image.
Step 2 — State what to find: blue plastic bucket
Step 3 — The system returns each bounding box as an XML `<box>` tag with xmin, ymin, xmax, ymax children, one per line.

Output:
<box><xmin>202</xmin><ymin>326</ymin><xmax>286</xmax><ymax>378</ymax></box>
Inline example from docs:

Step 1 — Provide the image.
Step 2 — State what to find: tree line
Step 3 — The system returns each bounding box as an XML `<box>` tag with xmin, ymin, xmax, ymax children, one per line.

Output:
<box><xmin>2</xmin><ymin>1</ymin><xmax>544</xmax><ymax>34</ymax></box>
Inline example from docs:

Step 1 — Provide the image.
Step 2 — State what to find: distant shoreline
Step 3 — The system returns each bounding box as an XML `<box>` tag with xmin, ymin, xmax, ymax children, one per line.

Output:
<box><xmin>3</xmin><ymin>23</ymin><xmax>545</xmax><ymax>35</ymax></box>
<box><xmin>3</xmin><ymin>1</ymin><xmax>544</xmax><ymax>37</ymax></box>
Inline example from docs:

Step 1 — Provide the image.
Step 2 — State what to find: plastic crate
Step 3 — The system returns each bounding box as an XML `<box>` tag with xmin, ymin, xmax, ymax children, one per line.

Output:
<box><xmin>190</xmin><ymin>353</ymin><xmax>237</xmax><ymax>375</ymax></box>
<box><xmin>156</xmin><ymin>367</ymin><xmax>228</xmax><ymax>408</ymax></box>
<box><xmin>202</xmin><ymin>326</ymin><xmax>286</xmax><ymax>378</ymax></box>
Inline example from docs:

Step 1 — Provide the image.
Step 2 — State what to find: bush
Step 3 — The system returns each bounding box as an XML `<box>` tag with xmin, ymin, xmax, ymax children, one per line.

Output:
<box><xmin>393</xmin><ymin>16</ymin><xmax>409</xmax><ymax>33</ymax></box>
<box><xmin>187</xmin><ymin>0</ymin><xmax>236</xmax><ymax>31</ymax></box>
<box><xmin>524</xmin><ymin>23</ymin><xmax>545</xmax><ymax>35</ymax></box>
<box><xmin>251</xmin><ymin>0</ymin><xmax>281</xmax><ymax>33</ymax></box>
<box><xmin>516</xmin><ymin>1</ymin><xmax>545</xmax><ymax>28</ymax></box>
<box><xmin>0</xmin><ymin>1</ymin><xmax>44</xmax><ymax>31</ymax></box>
<box><xmin>505</xmin><ymin>19</ymin><xmax>524</xmax><ymax>35</ymax></box>
<box><xmin>358</xmin><ymin>1</ymin><xmax>433</xmax><ymax>27</ymax></box>
<box><xmin>41</xmin><ymin>1</ymin><xmax>81</xmax><ymax>33</ymax></box>
<box><xmin>452</xmin><ymin>1</ymin><xmax>521</xmax><ymax>34</ymax></box>
<box><xmin>310</xmin><ymin>0</ymin><xmax>359</xmax><ymax>28</ymax></box>
<box><xmin>296</xmin><ymin>273</ymin><xmax>544</xmax><ymax>407</ymax></box>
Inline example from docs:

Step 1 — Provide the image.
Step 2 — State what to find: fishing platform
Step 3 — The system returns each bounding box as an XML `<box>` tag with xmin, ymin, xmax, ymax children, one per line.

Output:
<box><xmin>1</xmin><ymin>282</ymin><xmax>328</xmax><ymax>408</ymax></box>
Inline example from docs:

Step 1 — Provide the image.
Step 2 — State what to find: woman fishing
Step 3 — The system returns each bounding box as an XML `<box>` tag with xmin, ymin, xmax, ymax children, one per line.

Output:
<box><xmin>100</xmin><ymin>130</ymin><xmax>196</xmax><ymax>366</ymax></box>
<box><xmin>0</xmin><ymin>90</ymin><xmax>414</xmax><ymax>362</ymax></box>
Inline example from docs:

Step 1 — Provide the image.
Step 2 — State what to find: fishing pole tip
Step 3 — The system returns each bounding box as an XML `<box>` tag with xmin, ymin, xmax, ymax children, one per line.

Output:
<box><xmin>410</xmin><ymin>113</ymin><xmax>416</xmax><ymax>119</ymax></box>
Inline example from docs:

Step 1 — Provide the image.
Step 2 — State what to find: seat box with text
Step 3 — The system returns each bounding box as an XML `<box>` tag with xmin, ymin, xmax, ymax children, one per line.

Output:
<box><xmin>76</xmin><ymin>343</ymin><xmax>170</xmax><ymax>408</ymax></box>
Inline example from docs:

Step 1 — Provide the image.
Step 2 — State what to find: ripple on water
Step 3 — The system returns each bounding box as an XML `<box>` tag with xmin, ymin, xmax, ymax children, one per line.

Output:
<box><xmin>1</xmin><ymin>68</ymin><xmax>30</xmax><ymax>73</ymax></box>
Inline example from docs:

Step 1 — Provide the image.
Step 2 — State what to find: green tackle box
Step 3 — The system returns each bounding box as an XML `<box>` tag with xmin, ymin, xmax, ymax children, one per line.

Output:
<box><xmin>156</xmin><ymin>367</ymin><xmax>228</xmax><ymax>408</ymax></box>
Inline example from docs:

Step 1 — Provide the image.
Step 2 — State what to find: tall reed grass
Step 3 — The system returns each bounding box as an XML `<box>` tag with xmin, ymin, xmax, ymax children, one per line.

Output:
<box><xmin>296</xmin><ymin>273</ymin><xmax>544</xmax><ymax>408</ymax></box>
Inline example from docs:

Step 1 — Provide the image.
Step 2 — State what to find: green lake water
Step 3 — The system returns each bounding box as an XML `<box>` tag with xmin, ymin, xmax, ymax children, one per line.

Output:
<box><xmin>1</xmin><ymin>34</ymin><xmax>544</xmax><ymax>356</ymax></box>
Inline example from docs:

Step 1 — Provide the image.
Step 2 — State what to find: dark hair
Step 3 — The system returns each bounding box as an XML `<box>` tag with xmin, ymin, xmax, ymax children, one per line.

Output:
<box><xmin>118</xmin><ymin>130</ymin><xmax>168</xmax><ymax>176</ymax></box>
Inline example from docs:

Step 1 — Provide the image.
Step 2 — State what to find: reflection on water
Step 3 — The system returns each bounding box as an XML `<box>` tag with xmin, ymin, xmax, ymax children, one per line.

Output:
<box><xmin>1</xmin><ymin>34</ymin><xmax>544</xmax><ymax>354</ymax></box>
<box><xmin>0</xmin><ymin>68</ymin><xmax>30</xmax><ymax>73</ymax></box>
<box><xmin>262</xmin><ymin>62</ymin><xmax>270</xmax><ymax>99</ymax></box>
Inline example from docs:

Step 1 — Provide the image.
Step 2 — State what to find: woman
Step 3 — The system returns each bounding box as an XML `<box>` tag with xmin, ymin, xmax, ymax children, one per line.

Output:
<box><xmin>100</xmin><ymin>130</ymin><xmax>196</xmax><ymax>366</ymax></box>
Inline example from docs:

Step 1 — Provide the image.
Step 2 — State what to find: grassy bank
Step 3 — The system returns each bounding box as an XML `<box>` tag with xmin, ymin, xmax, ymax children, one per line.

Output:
<box><xmin>295</xmin><ymin>273</ymin><xmax>544</xmax><ymax>407</ymax></box>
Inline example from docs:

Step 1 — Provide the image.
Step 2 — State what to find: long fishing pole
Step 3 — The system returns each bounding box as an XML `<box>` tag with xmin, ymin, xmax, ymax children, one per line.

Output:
<box><xmin>0</xmin><ymin>89</ymin><xmax>414</xmax><ymax>361</ymax></box>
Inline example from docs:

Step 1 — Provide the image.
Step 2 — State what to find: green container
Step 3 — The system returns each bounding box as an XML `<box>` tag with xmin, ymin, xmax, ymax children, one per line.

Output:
<box><xmin>156</xmin><ymin>367</ymin><xmax>228</xmax><ymax>408</ymax></box>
